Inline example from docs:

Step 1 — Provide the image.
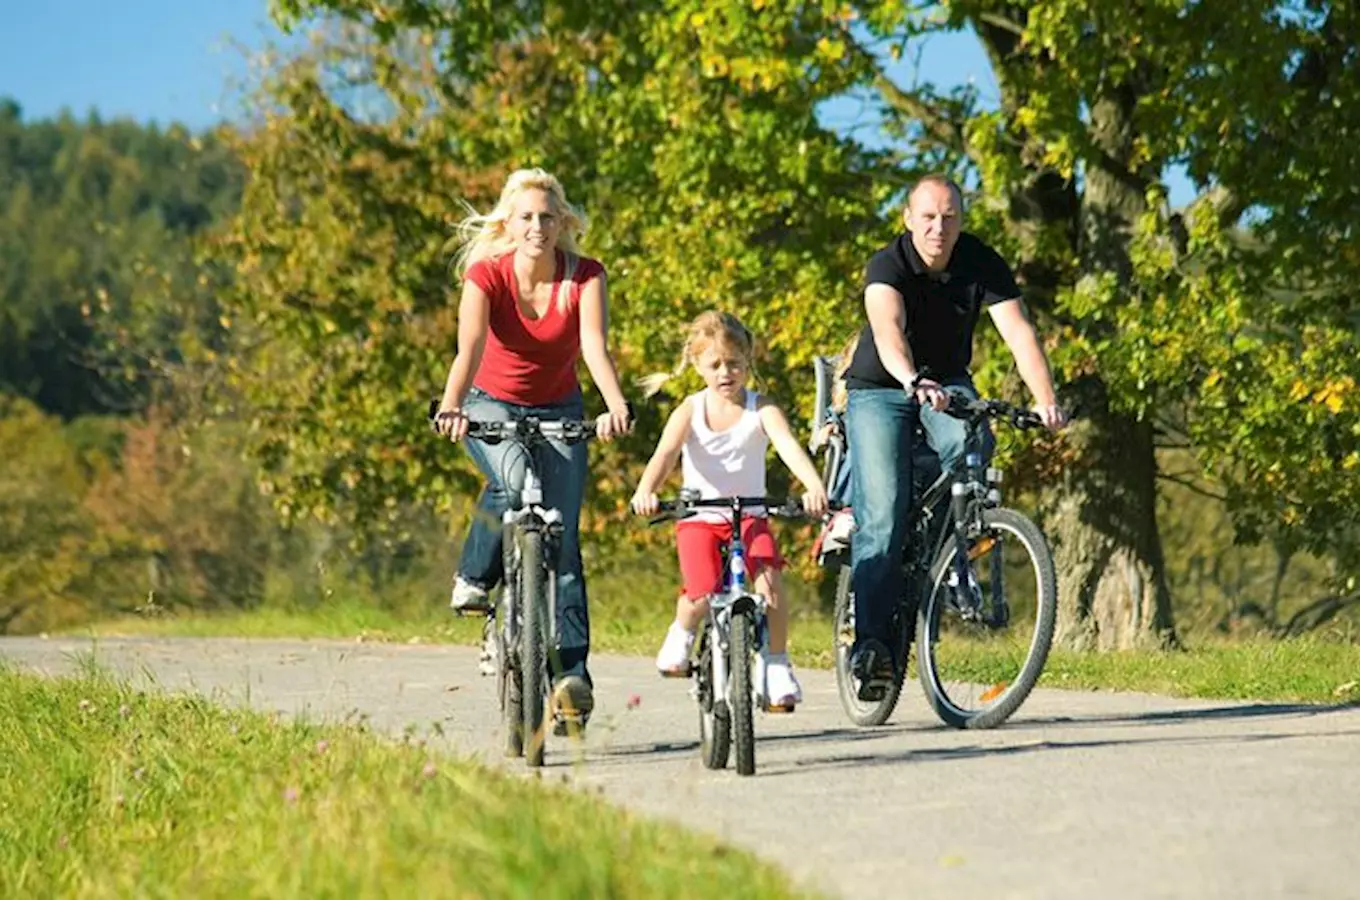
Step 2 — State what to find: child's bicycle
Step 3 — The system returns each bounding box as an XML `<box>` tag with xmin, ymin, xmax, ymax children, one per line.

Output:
<box><xmin>808</xmin><ymin>360</ymin><xmax>1058</xmax><ymax>730</ymax></box>
<box><xmin>643</xmin><ymin>492</ymin><xmax>815</xmax><ymax>777</ymax></box>
<box><xmin>428</xmin><ymin>401</ymin><xmax>595</xmax><ymax>767</ymax></box>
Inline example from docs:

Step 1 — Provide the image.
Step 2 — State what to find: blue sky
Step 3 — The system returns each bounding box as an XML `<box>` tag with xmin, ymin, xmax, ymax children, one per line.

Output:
<box><xmin>1</xmin><ymin>0</ymin><xmax>280</xmax><ymax>129</ymax></box>
<box><xmin>1</xmin><ymin>2</ymin><xmax>1193</xmax><ymax>203</ymax></box>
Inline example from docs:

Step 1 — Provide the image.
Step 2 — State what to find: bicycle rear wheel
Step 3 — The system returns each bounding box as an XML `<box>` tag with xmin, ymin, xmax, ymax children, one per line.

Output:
<box><xmin>917</xmin><ymin>507</ymin><xmax>1056</xmax><ymax>729</ymax></box>
<box><xmin>832</xmin><ymin>564</ymin><xmax>910</xmax><ymax>727</ymax></box>
<box><xmin>519</xmin><ymin>529</ymin><xmax>549</xmax><ymax>766</ymax></box>
<box><xmin>499</xmin><ymin>538</ymin><xmax>523</xmax><ymax>758</ymax></box>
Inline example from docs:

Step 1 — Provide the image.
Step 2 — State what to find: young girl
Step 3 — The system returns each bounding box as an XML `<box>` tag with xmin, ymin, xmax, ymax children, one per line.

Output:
<box><xmin>630</xmin><ymin>311</ymin><xmax>829</xmax><ymax>710</ymax></box>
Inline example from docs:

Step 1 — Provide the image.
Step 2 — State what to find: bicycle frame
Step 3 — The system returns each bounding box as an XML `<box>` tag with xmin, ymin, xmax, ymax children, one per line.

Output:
<box><xmin>703</xmin><ymin>498</ymin><xmax>769</xmax><ymax>709</ymax></box>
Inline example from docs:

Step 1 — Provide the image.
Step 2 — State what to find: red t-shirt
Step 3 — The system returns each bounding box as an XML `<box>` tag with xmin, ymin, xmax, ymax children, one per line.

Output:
<box><xmin>465</xmin><ymin>250</ymin><xmax>605</xmax><ymax>406</ymax></box>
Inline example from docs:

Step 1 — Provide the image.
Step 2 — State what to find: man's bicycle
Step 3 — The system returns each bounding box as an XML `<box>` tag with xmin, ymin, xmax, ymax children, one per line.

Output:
<box><xmin>643</xmin><ymin>493</ymin><xmax>812</xmax><ymax>776</ymax></box>
<box><xmin>810</xmin><ymin>362</ymin><xmax>1058</xmax><ymax>730</ymax></box>
<box><xmin>428</xmin><ymin>401</ymin><xmax>595</xmax><ymax>767</ymax></box>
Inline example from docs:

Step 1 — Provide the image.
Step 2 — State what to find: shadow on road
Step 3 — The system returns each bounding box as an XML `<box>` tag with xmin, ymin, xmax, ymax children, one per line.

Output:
<box><xmin>1010</xmin><ymin>699</ymin><xmax>1360</xmax><ymax>730</ymax></box>
<box><xmin>753</xmin><ymin>725</ymin><xmax>1360</xmax><ymax>778</ymax></box>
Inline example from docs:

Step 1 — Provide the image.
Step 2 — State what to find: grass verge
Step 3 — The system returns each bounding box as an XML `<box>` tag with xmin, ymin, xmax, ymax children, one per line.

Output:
<box><xmin>0</xmin><ymin>664</ymin><xmax>815</xmax><ymax>899</ymax></box>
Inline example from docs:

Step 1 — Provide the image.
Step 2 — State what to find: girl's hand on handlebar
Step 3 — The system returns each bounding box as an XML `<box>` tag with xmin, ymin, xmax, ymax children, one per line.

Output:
<box><xmin>801</xmin><ymin>485</ymin><xmax>829</xmax><ymax>518</ymax></box>
<box><xmin>434</xmin><ymin>407</ymin><xmax>468</xmax><ymax>442</ymax></box>
<box><xmin>595</xmin><ymin>404</ymin><xmax>632</xmax><ymax>442</ymax></box>
<box><xmin>1033</xmin><ymin>403</ymin><xmax>1067</xmax><ymax>432</ymax></box>
<box><xmin>630</xmin><ymin>490</ymin><xmax>659</xmax><ymax>516</ymax></box>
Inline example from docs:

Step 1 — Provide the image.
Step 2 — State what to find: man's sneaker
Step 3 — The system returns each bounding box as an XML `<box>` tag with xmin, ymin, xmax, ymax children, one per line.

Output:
<box><xmin>763</xmin><ymin>654</ymin><xmax>802</xmax><ymax>712</ymax></box>
<box><xmin>850</xmin><ymin>638</ymin><xmax>896</xmax><ymax>702</ymax></box>
<box><xmin>478</xmin><ymin>617</ymin><xmax>497</xmax><ymax>677</ymax></box>
<box><xmin>449</xmin><ymin>576</ymin><xmax>493</xmax><ymax>615</ymax></box>
<box><xmin>550</xmin><ymin>675</ymin><xmax>594</xmax><ymax>736</ymax></box>
<box><xmin>655</xmin><ymin>622</ymin><xmax>695</xmax><ymax>677</ymax></box>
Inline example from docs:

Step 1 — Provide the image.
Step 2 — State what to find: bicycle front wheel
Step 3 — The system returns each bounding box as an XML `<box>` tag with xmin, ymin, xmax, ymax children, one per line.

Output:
<box><xmin>729</xmin><ymin>608</ymin><xmax>756</xmax><ymax>777</ymax></box>
<box><xmin>917</xmin><ymin>507</ymin><xmax>1056</xmax><ymax>729</ymax></box>
<box><xmin>519</xmin><ymin>529</ymin><xmax>549</xmax><ymax>766</ymax></box>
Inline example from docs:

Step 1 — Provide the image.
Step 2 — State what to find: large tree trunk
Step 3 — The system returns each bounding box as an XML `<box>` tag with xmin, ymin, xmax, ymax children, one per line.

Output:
<box><xmin>1045</xmin><ymin>86</ymin><xmax>1177</xmax><ymax>649</ymax></box>
<box><xmin>972</xmin><ymin>22</ymin><xmax>1181</xmax><ymax>649</ymax></box>
<box><xmin>1043</xmin><ymin>377</ymin><xmax>1177</xmax><ymax>649</ymax></box>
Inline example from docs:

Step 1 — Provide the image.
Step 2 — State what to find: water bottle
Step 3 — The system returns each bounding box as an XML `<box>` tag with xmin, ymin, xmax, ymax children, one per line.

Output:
<box><xmin>729</xmin><ymin>541</ymin><xmax>747</xmax><ymax>590</ymax></box>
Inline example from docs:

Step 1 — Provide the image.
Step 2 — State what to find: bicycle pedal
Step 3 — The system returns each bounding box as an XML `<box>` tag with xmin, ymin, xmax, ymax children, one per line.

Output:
<box><xmin>765</xmin><ymin>702</ymin><xmax>796</xmax><ymax>714</ymax></box>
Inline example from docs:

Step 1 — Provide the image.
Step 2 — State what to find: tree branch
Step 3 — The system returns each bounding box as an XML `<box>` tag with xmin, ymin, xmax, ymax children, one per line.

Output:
<box><xmin>1155</xmin><ymin>470</ymin><xmax>1227</xmax><ymax>501</ymax></box>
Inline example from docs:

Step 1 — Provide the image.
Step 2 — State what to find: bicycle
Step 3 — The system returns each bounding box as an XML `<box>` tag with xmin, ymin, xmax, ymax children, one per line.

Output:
<box><xmin>428</xmin><ymin>400</ymin><xmax>595</xmax><ymax>767</ymax></box>
<box><xmin>809</xmin><ymin>360</ymin><xmax>1058</xmax><ymax>730</ymax></box>
<box><xmin>643</xmin><ymin>492</ymin><xmax>813</xmax><ymax>776</ymax></box>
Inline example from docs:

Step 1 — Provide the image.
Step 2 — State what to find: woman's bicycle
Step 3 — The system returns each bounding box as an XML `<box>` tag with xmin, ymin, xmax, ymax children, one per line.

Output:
<box><xmin>428</xmin><ymin>401</ymin><xmax>595</xmax><ymax>767</ymax></box>
<box><xmin>809</xmin><ymin>364</ymin><xmax>1058</xmax><ymax>730</ymax></box>
<box><xmin>643</xmin><ymin>493</ymin><xmax>812</xmax><ymax>777</ymax></box>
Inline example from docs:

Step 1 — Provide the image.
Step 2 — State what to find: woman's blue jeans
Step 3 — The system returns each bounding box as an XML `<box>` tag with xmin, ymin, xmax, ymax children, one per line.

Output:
<box><xmin>457</xmin><ymin>387</ymin><xmax>591</xmax><ymax>681</ymax></box>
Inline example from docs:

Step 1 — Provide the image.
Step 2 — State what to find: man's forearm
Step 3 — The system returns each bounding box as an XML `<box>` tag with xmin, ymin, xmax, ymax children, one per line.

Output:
<box><xmin>1011</xmin><ymin>331</ymin><xmax>1057</xmax><ymax>406</ymax></box>
<box><xmin>870</xmin><ymin>327</ymin><xmax>919</xmax><ymax>389</ymax></box>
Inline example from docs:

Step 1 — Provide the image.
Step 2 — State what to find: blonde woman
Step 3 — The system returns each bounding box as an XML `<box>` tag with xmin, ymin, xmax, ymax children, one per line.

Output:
<box><xmin>433</xmin><ymin>167</ymin><xmax>631</xmax><ymax>725</ymax></box>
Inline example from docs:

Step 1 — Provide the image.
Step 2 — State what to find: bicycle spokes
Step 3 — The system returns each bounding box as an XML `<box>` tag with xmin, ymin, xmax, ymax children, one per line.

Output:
<box><xmin>919</xmin><ymin>509</ymin><xmax>1057</xmax><ymax>728</ymax></box>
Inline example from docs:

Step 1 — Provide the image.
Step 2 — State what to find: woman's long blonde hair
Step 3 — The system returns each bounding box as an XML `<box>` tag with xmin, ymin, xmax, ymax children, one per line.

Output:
<box><xmin>451</xmin><ymin>168</ymin><xmax>588</xmax><ymax>312</ymax></box>
<box><xmin>638</xmin><ymin>310</ymin><xmax>757</xmax><ymax>398</ymax></box>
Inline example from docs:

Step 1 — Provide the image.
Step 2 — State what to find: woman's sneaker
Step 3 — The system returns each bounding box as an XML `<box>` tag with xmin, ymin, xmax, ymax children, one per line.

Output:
<box><xmin>449</xmin><ymin>576</ymin><xmax>493</xmax><ymax>615</ymax></box>
<box><xmin>655</xmin><ymin>622</ymin><xmax>695</xmax><ymax>677</ymax></box>
<box><xmin>763</xmin><ymin>654</ymin><xmax>803</xmax><ymax>712</ymax></box>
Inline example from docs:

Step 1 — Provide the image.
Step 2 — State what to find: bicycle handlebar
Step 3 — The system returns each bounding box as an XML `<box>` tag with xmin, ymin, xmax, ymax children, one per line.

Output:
<box><xmin>645</xmin><ymin>495</ymin><xmax>844</xmax><ymax>525</ymax></box>
<box><xmin>938</xmin><ymin>391</ymin><xmax>1047</xmax><ymax>430</ymax></box>
<box><xmin>426</xmin><ymin>399</ymin><xmax>596</xmax><ymax>445</ymax></box>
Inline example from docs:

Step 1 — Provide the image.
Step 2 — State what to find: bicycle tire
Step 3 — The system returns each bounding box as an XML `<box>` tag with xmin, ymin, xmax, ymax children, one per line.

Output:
<box><xmin>519</xmin><ymin>529</ymin><xmax>549</xmax><ymax>766</ymax></box>
<box><xmin>500</xmin><ymin>542</ymin><xmax>523</xmax><ymax>758</ymax></box>
<box><xmin>697</xmin><ymin>622</ymin><xmax>730</xmax><ymax>770</ymax></box>
<box><xmin>499</xmin><ymin>618</ymin><xmax>523</xmax><ymax>758</ymax></box>
<box><xmin>730</xmin><ymin>608</ymin><xmax>756</xmax><ymax>776</ymax></box>
<box><xmin>832</xmin><ymin>564</ymin><xmax>910</xmax><ymax>727</ymax></box>
<box><xmin>917</xmin><ymin>507</ymin><xmax>1056</xmax><ymax>729</ymax></box>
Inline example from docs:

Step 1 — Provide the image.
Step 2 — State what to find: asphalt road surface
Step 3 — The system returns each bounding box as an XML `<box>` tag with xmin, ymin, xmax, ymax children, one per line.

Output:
<box><xmin>4</xmin><ymin>636</ymin><xmax>1357</xmax><ymax>899</ymax></box>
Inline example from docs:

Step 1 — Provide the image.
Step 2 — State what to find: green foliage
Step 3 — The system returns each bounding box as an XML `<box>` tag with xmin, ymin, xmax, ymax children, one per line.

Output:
<box><xmin>217</xmin><ymin>0</ymin><xmax>1360</xmax><ymax>603</ymax></box>
<box><xmin>0</xmin><ymin>667</ymin><xmax>814</xmax><ymax>898</ymax></box>
<box><xmin>0</xmin><ymin>396</ymin><xmax>91</xmax><ymax>631</ymax></box>
<box><xmin>0</xmin><ymin>99</ymin><xmax>241</xmax><ymax>418</ymax></box>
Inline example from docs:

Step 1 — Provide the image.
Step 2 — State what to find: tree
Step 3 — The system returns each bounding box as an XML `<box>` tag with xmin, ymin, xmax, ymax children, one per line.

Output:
<box><xmin>243</xmin><ymin>1</ymin><xmax>1359</xmax><ymax>645</ymax></box>
<box><xmin>0</xmin><ymin>100</ymin><xmax>242</xmax><ymax>418</ymax></box>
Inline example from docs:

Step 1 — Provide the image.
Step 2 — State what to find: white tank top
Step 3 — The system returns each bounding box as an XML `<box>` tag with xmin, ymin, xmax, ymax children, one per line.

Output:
<box><xmin>681</xmin><ymin>389</ymin><xmax>768</xmax><ymax>523</ymax></box>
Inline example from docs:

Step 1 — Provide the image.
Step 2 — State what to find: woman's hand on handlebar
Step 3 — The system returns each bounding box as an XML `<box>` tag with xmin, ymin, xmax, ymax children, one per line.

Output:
<box><xmin>595</xmin><ymin>402</ymin><xmax>633</xmax><ymax>442</ymax></box>
<box><xmin>433</xmin><ymin>407</ymin><xmax>468</xmax><ymax>442</ymax></box>
<box><xmin>630</xmin><ymin>490</ymin><xmax>659</xmax><ymax>516</ymax></box>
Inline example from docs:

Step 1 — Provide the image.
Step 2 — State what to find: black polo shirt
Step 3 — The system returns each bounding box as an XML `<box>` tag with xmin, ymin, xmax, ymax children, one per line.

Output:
<box><xmin>844</xmin><ymin>231</ymin><xmax>1020</xmax><ymax>389</ymax></box>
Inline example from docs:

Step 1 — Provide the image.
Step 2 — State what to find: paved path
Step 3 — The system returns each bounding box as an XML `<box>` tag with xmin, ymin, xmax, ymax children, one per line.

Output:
<box><xmin>4</xmin><ymin>636</ymin><xmax>1358</xmax><ymax>898</ymax></box>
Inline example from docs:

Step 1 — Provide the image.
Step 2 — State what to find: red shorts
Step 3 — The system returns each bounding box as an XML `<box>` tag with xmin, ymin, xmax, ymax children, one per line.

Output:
<box><xmin>676</xmin><ymin>516</ymin><xmax>784</xmax><ymax>601</ymax></box>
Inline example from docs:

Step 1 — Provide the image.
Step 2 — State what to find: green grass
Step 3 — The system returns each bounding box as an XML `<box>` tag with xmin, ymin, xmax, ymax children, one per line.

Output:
<box><xmin>1033</xmin><ymin>639</ymin><xmax>1360</xmax><ymax>703</ymax></box>
<box><xmin>0</xmin><ymin>665</ymin><xmax>816</xmax><ymax>899</ymax></box>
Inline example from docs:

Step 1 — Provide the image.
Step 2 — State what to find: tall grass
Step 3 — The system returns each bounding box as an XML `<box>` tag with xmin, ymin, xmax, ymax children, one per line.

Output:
<box><xmin>0</xmin><ymin>665</ymin><xmax>816</xmax><ymax>899</ymax></box>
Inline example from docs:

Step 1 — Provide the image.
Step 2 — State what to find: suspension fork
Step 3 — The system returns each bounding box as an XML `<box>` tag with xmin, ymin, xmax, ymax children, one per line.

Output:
<box><xmin>948</xmin><ymin>481</ymin><xmax>983</xmax><ymax>618</ymax></box>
